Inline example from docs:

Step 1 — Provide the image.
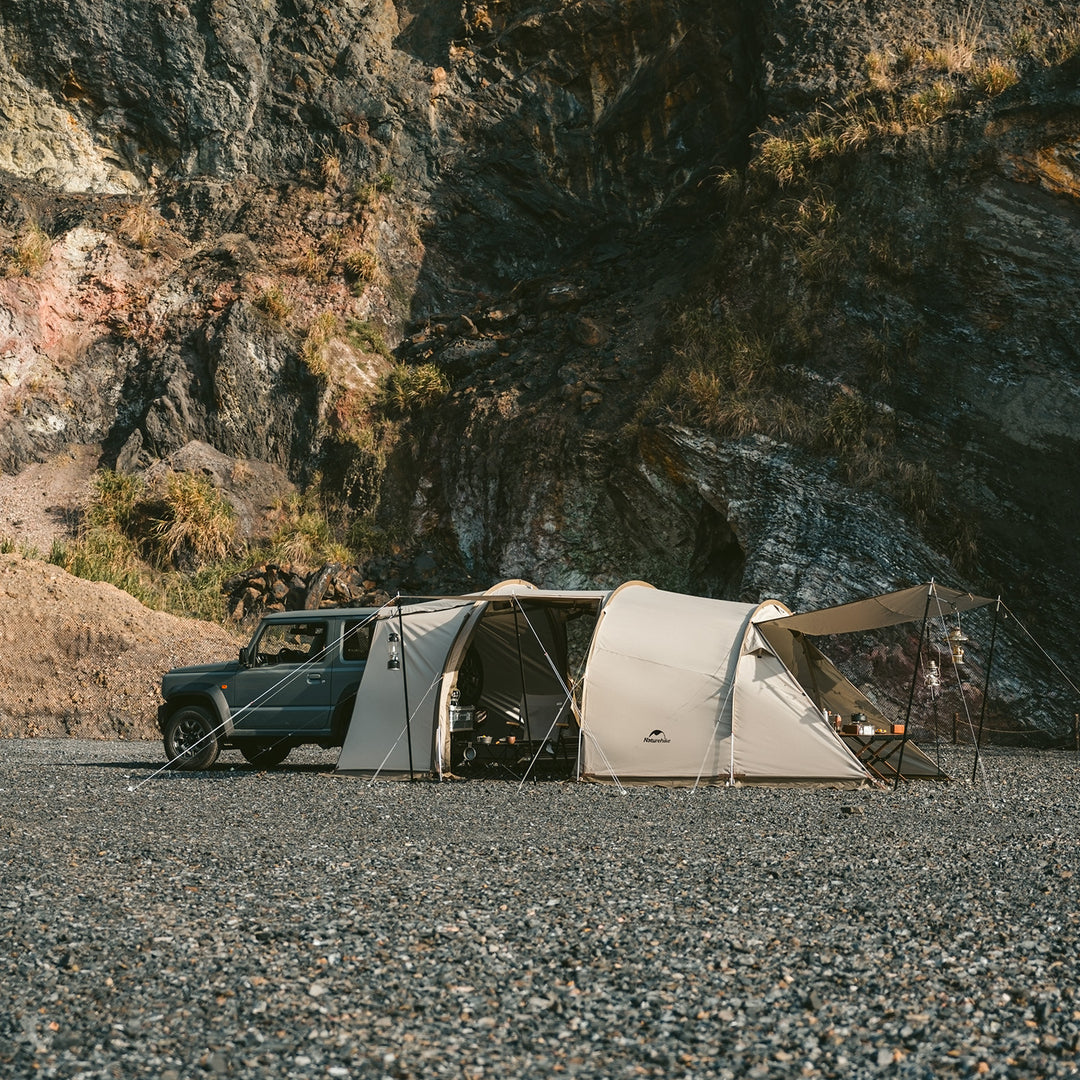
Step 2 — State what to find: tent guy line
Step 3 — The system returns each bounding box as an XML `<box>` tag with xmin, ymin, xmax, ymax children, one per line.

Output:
<box><xmin>1001</xmin><ymin>603</ymin><xmax>1080</xmax><ymax>699</ymax></box>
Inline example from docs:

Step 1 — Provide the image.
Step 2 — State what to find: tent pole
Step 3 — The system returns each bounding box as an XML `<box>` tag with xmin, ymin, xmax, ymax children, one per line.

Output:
<box><xmin>895</xmin><ymin>585</ymin><xmax>934</xmax><ymax>789</ymax></box>
<box><xmin>512</xmin><ymin>601</ymin><xmax>534</xmax><ymax>745</ymax></box>
<box><xmin>796</xmin><ymin>632</ymin><xmax>826</xmax><ymax>710</ymax></box>
<box><xmin>971</xmin><ymin>597</ymin><xmax>1001</xmax><ymax>783</ymax></box>
<box><xmin>398</xmin><ymin>604</ymin><xmax>415</xmax><ymax>782</ymax></box>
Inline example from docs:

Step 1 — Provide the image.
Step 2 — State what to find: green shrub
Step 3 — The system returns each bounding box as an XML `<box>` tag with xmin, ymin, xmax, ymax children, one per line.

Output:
<box><xmin>379</xmin><ymin>362</ymin><xmax>450</xmax><ymax>414</ymax></box>
<box><xmin>86</xmin><ymin>469</ymin><xmax>144</xmax><ymax>530</ymax></box>
<box><xmin>152</xmin><ymin>472</ymin><xmax>238</xmax><ymax>568</ymax></box>
<box><xmin>50</xmin><ymin>526</ymin><xmax>155</xmax><ymax>604</ymax></box>
<box><xmin>51</xmin><ymin>468</ymin><xmax>367</xmax><ymax>620</ymax></box>
<box><xmin>348</xmin><ymin>319</ymin><xmax>391</xmax><ymax>358</ymax></box>
<box><xmin>261</xmin><ymin>495</ymin><xmax>354</xmax><ymax>568</ymax></box>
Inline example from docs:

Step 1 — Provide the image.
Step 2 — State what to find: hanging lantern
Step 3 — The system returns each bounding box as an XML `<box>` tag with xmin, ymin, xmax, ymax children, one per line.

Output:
<box><xmin>386</xmin><ymin>629</ymin><xmax>401</xmax><ymax>670</ymax></box>
<box><xmin>924</xmin><ymin>658</ymin><xmax>940</xmax><ymax>697</ymax></box>
<box><xmin>946</xmin><ymin>623</ymin><xmax>968</xmax><ymax>665</ymax></box>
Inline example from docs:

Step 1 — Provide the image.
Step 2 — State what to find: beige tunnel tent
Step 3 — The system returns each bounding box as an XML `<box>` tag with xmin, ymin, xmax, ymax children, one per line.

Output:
<box><xmin>337</xmin><ymin>581</ymin><xmax>886</xmax><ymax>786</ymax></box>
<box><xmin>576</xmin><ymin>584</ymin><xmax>871</xmax><ymax>784</ymax></box>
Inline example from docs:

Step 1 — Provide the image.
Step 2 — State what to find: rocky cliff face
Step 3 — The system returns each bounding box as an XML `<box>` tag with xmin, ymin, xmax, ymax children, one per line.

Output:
<box><xmin>1</xmin><ymin>1</ymin><xmax>1078</xmax><ymax>733</ymax></box>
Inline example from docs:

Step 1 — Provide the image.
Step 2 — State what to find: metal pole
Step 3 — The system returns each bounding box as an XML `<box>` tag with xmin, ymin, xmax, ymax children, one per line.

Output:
<box><xmin>895</xmin><ymin>585</ymin><xmax>934</xmax><ymax>790</ymax></box>
<box><xmin>933</xmin><ymin>696</ymin><xmax>941</xmax><ymax>769</ymax></box>
<box><xmin>512</xmin><ymin>600</ymin><xmax>533</xmax><ymax>745</ymax></box>
<box><xmin>398</xmin><ymin>604</ymin><xmax>414</xmax><ymax>781</ymax></box>
<box><xmin>972</xmin><ymin>598</ymin><xmax>1001</xmax><ymax>782</ymax></box>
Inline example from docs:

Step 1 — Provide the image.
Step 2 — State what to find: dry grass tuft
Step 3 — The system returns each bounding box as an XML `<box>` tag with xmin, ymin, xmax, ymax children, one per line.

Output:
<box><xmin>300</xmin><ymin>312</ymin><xmax>340</xmax><ymax>378</ymax></box>
<box><xmin>9</xmin><ymin>223</ymin><xmax>52</xmax><ymax>277</ymax></box>
<box><xmin>119</xmin><ymin>202</ymin><xmax>164</xmax><ymax>250</ymax></box>
<box><xmin>379</xmin><ymin>363</ymin><xmax>450</xmax><ymax>414</ymax></box>
<box><xmin>971</xmin><ymin>59</ymin><xmax>1019</xmax><ymax>95</ymax></box>
<box><xmin>152</xmin><ymin>472</ymin><xmax>238</xmax><ymax>568</ymax></box>
<box><xmin>254</xmin><ymin>286</ymin><xmax>292</xmax><ymax>323</ymax></box>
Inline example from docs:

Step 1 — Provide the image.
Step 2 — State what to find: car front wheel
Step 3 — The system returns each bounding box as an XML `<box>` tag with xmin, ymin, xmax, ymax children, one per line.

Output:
<box><xmin>163</xmin><ymin>706</ymin><xmax>221</xmax><ymax>770</ymax></box>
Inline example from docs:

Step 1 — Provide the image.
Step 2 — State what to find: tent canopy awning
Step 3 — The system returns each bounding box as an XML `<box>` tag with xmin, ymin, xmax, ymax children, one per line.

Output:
<box><xmin>759</xmin><ymin>583</ymin><xmax>995</xmax><ymax>637</ymax></box>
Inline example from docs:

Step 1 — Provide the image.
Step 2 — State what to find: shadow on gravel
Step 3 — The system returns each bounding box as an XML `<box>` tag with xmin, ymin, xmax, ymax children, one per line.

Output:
<box><xmin>76</xmin><ymin>760</ymin><xmax>332</xmax><ymax>775</ymax></box>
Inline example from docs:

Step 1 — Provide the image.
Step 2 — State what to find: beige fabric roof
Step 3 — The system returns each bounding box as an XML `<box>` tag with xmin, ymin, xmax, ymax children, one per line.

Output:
<box><xmin>761</xmin><ymin>583</ymin><xmax>994</xmax><ymax>637</ymax></box>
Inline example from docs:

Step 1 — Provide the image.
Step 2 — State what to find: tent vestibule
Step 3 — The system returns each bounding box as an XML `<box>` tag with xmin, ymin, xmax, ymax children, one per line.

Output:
<box><xmin>336</xmin><ymin>585</ymin><xmax>608</xmax><ymax>779</ymax></box>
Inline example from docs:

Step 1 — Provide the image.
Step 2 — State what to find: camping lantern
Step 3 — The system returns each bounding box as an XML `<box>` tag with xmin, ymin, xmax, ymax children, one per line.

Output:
<box><xmin>946</xmin><ymin>623</ymin><xmax>968</xmax><ymax>665</ymax></box>
<box><xmin>386</xmin><ymin>630</ymin><xmax>401</xmax><ymax>670</ymax></box>
<box><xmin>924</xmin><ymin>659</ymin><xmax>940</xmax><ymax>697</ymax></box>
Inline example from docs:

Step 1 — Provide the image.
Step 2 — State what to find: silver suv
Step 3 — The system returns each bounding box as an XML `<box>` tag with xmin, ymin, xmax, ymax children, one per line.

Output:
<box><xmin>157</xmin><ymin>608</ymin><xmax>378</xmax><ymax>769</ymax></box>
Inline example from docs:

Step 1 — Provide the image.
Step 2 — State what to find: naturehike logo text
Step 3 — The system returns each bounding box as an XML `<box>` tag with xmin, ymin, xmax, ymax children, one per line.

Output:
<box><xmin>643</xmin><ymin>729</ymin><xmax>671</xmax><ymax>744</ymax></box>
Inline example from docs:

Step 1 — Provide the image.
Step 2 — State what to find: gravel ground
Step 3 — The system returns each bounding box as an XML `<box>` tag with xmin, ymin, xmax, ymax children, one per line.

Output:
<box><xmin>1</xmin><ymin>741</ymin><xmax>1078</xmax><ymax>1079</ymax></box>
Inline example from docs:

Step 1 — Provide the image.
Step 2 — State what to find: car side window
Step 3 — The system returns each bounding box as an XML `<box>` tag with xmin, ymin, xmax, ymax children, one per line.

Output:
<box><xmin>342</xmin><ymin>620</ymin><xmax>372</xmax><ymax>662</ymax></box>
<box><xmin>255</xmin><ymin>622</ymin><xmax>328</xmax><ymax>665</ymax></box>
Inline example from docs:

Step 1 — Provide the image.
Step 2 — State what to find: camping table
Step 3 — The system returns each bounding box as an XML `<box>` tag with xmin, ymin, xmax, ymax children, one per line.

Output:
<box><xmin>840</xmin><ymin>733</ymin><xmax>914</xmax><ymax>782</ymax></box>
<box><xmin>469</xmin><ymin>739</ymin><xmax>527</xmax><ymax>779</ymax></box>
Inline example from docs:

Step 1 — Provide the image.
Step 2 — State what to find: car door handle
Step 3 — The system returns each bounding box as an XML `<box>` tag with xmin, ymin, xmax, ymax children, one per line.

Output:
<box><xmin>307</xmin><ymin>674</ymin><xmax>325</xmax><ymax>684</ymax></box>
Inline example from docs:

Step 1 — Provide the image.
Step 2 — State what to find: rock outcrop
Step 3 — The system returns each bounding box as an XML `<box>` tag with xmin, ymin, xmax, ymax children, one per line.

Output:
<box><xmin>1</xmin><ymin>1</ymin><xmax>1078</xmax><ymax>734</ymax></box>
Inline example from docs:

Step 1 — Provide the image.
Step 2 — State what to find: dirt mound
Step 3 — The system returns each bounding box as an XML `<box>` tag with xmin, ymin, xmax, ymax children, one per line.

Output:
<box><xmin>0</xmin><ymin>443</ymin><xmax>100</xmax><ymax>555</ymax></box>
<box><xmin>0</xmin><ymin>553</ymin><xmax>244</xmax><ymax>740</ymax></box>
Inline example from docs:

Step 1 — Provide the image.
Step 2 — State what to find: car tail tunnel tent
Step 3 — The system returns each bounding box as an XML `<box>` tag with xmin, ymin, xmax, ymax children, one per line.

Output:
<box><xmin>337</xmin><ymin>581</ymin><xmax>987</xmax><ymax>787</ymax></box>
<box><xmin>336</xmin><ymin>583</ymin><xmax>612</xmax><ymax>780</ymax></box>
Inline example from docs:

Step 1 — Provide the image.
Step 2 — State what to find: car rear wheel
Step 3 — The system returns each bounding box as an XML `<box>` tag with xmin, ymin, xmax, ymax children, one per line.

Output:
<box><xmin>240</xmin><ymin>742</ymin><xmax>292</xmax><ymax>769</ymax></box>
<box><xmin>163</xmin><ymin>706</ymin><xmax>221</xmax><ymax>770</ymax></box>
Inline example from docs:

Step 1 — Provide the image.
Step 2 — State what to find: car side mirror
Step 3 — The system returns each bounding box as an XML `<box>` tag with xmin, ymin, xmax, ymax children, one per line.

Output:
<box><xmin>239</xmin><ymin>645</ymin><xmax>250</xmax><ymax>666</ymax></box>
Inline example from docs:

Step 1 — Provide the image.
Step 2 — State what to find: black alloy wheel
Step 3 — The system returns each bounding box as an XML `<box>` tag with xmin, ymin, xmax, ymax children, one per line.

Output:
<box><xmin>163</xmin><ymin>706</ymin><xmax>221</xmax><ymax>770</ymax></box>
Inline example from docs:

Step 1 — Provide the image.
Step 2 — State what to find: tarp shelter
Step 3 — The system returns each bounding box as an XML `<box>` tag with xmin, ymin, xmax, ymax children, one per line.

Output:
<box><xmin>756</xmin><ymin>582</ymin><xmax>996</xmax><ymax>781</ymax></box>
<box><xmin>336</xmin><ymin>581</ymin><xmax>874</xmax><ymax>786</ymax></box>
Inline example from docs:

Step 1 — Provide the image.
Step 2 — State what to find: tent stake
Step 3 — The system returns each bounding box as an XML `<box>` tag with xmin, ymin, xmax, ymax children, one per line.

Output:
<box><xmin>895</xmin><ymin>585</ymin><xmax>934</xmax><ymax>789</ymax></box>
<box><xmin>971</xmin><ymin>597</ymin><xmax>1001</xmax><ymax>783</ymax></box>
